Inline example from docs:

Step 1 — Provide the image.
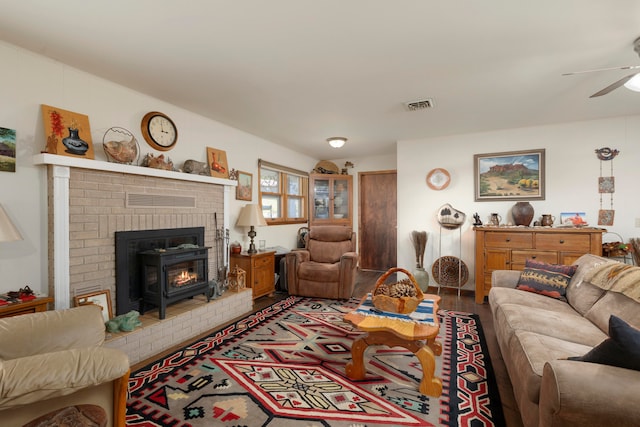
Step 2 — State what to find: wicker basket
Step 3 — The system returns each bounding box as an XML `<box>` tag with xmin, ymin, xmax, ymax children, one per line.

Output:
<box><xmin>372</xmin><ymin>267</ymin><xmax>424</xmax><ymax>314</ymax></box>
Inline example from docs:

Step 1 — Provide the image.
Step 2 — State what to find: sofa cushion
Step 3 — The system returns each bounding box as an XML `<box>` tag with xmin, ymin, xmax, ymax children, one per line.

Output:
<box><xmin>565</xmin><ymin>254</ymin><xmax>608</xmax><ymax>315</ymax></box>
<box><xmin>504</xmin><ymin>330</ymin><xmax>593</xmax><ymax>404</ymax></box>
<box><xmin>516</xmin><ymin>259</ymin><xmax>577</xmax><ymax>300</ymax></box>
<box><xmin>493</xmin><ymin>302</ymin><xmax>607</xmax><ymax>347</ymax></box>
<box><xmin>568</xmin><ymin>315</ymin><xmax>640</xmax><ymax>371</ymax></box>
<box><xmin>584</xmin><ymin>290</ymin><xmax>640</xmax><ymax>333</ymax></box>
<box><xmin>490</xmin><ymin>287</ymin><xmax>577</xmax><ymax>316</ymax></box>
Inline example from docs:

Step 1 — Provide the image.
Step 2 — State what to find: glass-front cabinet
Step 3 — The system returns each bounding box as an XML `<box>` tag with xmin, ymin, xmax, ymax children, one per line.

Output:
<box><xmin>309</xmin><ymin>173</ymin><xmax>353</xmax><ymax>226</ymax></box>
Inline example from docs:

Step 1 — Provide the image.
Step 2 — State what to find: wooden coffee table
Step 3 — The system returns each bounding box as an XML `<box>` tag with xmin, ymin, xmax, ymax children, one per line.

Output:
<box><xmin>344</xmin><ymin>293</ymin><xmax>443</xmax><ymax>397</ymax></box>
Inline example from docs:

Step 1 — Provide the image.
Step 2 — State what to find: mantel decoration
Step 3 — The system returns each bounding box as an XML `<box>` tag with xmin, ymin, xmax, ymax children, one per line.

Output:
<box><xmin>596</xmin><ymin>147</ymin><xmax>619</xmax><ymax>226</ymax></box>
<box><xmin>235</xmin><ymin>171</ymin><xmax>253</xmax><ymax>201</ymax></box>
<box><xmin>41</xmin><ymin>104</ymin><xmax>95</xmax><ymax>159</ymax></box>
<box><xmin>102</xmin><ymin>127</ymin><xmax>139</xmax><ymax>165</ymax></box>
<box><xmin>207</xmin><ymin>147</ymin><xmax>230</xmax><ymax>179</ymax></box>
<box><xmin>474</xmin><ymin>149</ymin><xmax>545</xmax><ymax>201</ymax></box>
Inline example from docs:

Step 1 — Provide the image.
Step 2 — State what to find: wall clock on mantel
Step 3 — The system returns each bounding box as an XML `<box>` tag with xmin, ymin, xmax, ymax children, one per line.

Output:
<box><xmin>140</xmin><ymin>111</ymin><xmax>178</xmax><ymax>151</ymax></box>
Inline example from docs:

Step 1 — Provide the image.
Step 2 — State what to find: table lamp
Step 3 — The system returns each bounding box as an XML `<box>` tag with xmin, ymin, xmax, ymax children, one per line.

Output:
<box><xmin>235</xmin><ymin>204</ymin><xmax>267</xmax><ymax>253</ymax></box>
<box><xmin>0</xmin><ymin>204</ymin><xmax>22</xmax><ymax>242</ymax></box>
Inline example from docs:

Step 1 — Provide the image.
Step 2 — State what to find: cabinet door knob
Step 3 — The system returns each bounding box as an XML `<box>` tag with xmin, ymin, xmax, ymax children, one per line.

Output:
<box><xmin>559</xmin><ymin>239</ymin><xmax>565</xmax><ymax>244</ymax></box>
<box><xmin>505</xmin><ymin>238</ymin><xmax>511</xmax><ymax>242</ymax></box>
<box><xmin>532</xmin><ymin>256</ymin><xmax>537</xmax><ymax>259</ymax></box>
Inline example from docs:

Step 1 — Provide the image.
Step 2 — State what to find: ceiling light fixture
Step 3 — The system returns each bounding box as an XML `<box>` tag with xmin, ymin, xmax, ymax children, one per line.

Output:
<box><xmin>624</xmin><ymin>73</ymin><xmax>640</xmax><ymax>92</ymax></box>
<box><xmin>327</xmin><ymin>137</ymin><xmax>347</xmax><ymax>148</ymax></box>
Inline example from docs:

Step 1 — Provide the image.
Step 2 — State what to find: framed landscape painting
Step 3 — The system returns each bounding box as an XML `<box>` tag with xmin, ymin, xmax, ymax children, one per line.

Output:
<box><xmin>236</xmin><ymin>170</ymin><xmax>252</xmax><ymax>201</ymax></box>
<box><xmin>474</xmin><ymin>149</ymin><xmax>545</xmax><ymax>201</ymax></box>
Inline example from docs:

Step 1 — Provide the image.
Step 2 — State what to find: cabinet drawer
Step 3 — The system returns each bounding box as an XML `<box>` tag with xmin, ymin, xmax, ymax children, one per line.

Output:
<box><xmin>511</xmin><ymin>250</ymin><xmax>558</xmax><ymax>265</ymax></box>
<box><xmin>535</xmin><ymin>233</ymin><xmax>591</xmax><ymax>251</ymax></box>
<box><xmin>253</xmin><ymin>255</ymin><xmax>273</xmax><ymax>268</ymax></box>
<box><xmin>484</xmin><ymin>232</ymin><xmax>533</xmax><ymax>248</ymax></box>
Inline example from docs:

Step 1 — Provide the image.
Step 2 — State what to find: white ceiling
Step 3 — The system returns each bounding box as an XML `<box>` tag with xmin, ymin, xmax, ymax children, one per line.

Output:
<box><xmin>2</xmin><ymin>1</ymin><xmax>640</xmax><ymax>159</ymax></box>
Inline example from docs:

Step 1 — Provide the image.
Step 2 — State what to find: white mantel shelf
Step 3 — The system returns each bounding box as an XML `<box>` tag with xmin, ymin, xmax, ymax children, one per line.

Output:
<box><xmin>33</xmin><ymin>153</ymin><xmax>237</xmax><ymax>187</ymax></box>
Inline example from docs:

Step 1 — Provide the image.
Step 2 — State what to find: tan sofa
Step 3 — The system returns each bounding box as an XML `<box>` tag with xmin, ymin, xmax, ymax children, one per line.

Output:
<box><xmin>0</xmin><ymin>305</ymin><xmax>130</xmax><ymax>426</ymax></box>
<box><xmin>286</xmin><ymin>225</ymin><xmax>358</xmax><ymax>299</ymax></box>
<box><xmin>489</xmin><ymin>254</ymin><xmax>640</xmax><ymax>427</ymax></box>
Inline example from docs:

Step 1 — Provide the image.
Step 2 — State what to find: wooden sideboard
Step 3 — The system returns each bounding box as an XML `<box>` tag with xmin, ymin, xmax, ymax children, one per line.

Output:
<box><xmin>474</xmin><ymin>227</ymin><xmax>605</xmax><ymax>303</ymax></box>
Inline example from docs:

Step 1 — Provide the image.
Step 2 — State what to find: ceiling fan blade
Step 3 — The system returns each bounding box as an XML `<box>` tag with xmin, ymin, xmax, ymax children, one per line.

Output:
<box><xmin>562</xmin><ymin>65</ymin><xmax>640</xmax><ymax>76</ymax></box>
<box><xmin>589</xmin><ymin>73</ymin><xmax>639</xmax><ymax>98</ymax></box>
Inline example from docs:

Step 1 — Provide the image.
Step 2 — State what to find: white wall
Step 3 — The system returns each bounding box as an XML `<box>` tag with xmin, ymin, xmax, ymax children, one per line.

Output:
<box><xmin>0</xmin><ymin>41</ymin><xmax>316</xmax><ymax>296</ymax></box>
<box><xmin>397</xmin><ymin>116</ymin><xmax>640</xmax><ymax>288</ymax></box>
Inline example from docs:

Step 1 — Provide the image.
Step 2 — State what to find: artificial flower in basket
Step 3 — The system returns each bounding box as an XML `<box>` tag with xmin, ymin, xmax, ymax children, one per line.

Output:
<box><xmin>372</xmin><ymin>267</ymin><xmax>424</xmax><ymax>314</ymax></box>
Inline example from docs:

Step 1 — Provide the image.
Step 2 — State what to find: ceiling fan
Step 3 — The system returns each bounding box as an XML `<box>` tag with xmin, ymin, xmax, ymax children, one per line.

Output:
<box><xmin>563</xmin><ymin>37</ymin><xmax>640</xmax><ymax>98</ymax></box>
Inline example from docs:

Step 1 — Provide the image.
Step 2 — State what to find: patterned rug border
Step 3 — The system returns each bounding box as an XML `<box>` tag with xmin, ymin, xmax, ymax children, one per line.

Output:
<box><xmin>128</xmin><ymin>296</ymin><xmax>506</xmax><ymax>427</ymax></box>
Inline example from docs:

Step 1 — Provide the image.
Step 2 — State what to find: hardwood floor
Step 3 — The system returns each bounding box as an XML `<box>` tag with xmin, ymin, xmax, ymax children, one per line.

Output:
<box><xmin>131</xmin><ymin>270</ymin><xmax>524</xmax><ymax>427</ymax></box>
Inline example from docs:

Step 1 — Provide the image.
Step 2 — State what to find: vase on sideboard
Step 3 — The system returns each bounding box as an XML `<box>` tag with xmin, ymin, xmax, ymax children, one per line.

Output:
<box><xmin>512</xmin><ymin>201</ymin><xmax>534</xmax><ymax>226</ymax></box>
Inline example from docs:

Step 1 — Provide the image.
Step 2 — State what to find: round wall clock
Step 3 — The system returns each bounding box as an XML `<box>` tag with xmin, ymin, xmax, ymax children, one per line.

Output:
<box><xmin>140</xmin><ymin>111</ymin><xmax>178</xmax><ymax>151</ymax></box>
<box><xmin>426</xmin><ymin>168</ymin><xmax>451</xmax><ymax>190</ymax></box>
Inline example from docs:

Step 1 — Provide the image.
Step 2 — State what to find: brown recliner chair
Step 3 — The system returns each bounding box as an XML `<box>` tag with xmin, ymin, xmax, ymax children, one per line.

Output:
<box><xmin>286</xmin><ymin>226</ymin><xmax>358</xmax><ymax>299</ymax></box>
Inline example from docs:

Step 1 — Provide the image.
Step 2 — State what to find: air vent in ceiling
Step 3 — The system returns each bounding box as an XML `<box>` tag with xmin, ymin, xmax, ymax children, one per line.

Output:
<box><xmin>404</xmin><ymin>98</ymin><xmax>435</xmax><ymax>111</ymax></box>
<box><xmin>126</xmin><ymin>193</ymin><xmax>196</xmax><ymax>209</ymax></box>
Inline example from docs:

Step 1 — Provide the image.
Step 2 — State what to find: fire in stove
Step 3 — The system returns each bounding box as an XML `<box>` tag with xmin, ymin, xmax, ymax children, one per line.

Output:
<box><xmin>171</xmin><ymin>269</ymin><xmax>199</xmax><ymax>287</ymax></box>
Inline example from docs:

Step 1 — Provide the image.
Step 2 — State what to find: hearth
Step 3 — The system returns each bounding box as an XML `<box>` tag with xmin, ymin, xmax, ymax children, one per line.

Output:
<box><xmin>115</xmin><ymin>227</ymin><xmax>207</xmax><ymax>316</ymax></box>
<box><xmin>139</xmin><ymin>245</ymin><xmax>210</xmax><ymax>319</ymax></box>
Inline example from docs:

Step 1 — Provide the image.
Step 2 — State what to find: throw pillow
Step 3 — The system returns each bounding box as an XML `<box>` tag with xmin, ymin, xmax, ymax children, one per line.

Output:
<box><xmin>516</xmin><ymin>259</ymin><xmax>577</xmax><ymax>300</ymax></box>
<box><xmin>568</xmin><ymin>315</ymin><xmax>640</xmax><ymax>371</ymax></box>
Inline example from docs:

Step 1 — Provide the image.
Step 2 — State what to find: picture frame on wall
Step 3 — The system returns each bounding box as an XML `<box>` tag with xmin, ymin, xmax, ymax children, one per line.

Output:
<box><xmin>41</xmin><ymin>104</ymin><xmax>95</xmax><ymax>159</ymax></box>
<box><xmin>206</xmin><ymin>147</ymin><xmax>230</xmax><ymax>179</ymax></box>
<box><xmin>74</xmin><ymin>289</ymin><xmax>113</xmax><ymax>323</ymax></box>
<box><xmin>0</xmin><ymin>127</ymin><xmax>17</xmax><ymax>172</ymax></box>
<box><xmin>474</xmin><ymin>149</ymin><xmax>545</xmax><ymax>201</ymax></box>
<box><xmin>236</xmin><ymin>170</ymin><xmax>253</xmax><ymax>201</ymax></box>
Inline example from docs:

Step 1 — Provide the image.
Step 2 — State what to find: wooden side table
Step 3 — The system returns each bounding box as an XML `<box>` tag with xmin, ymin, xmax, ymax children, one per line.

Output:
<box><xmin>230</xmin><ymin>251</ymin><xmax>275</xmax><ymax>300</ymax></box>
<box><xmin>344</xmin><ymin>294</ymin><xmax>443</xmax><ymax>397</ymax></box>
<box><xmin>0</xmin><ymin>296</ymin><xmax>54</xmax><ymax>318</ymax></box>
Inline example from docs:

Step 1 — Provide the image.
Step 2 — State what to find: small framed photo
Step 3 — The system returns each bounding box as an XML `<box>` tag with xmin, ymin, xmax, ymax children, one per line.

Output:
<box><xmin>560</xmin><ymin>212</ymin><xmax>588</xmax><ymax>226</ymax></box>
<box><xmin>74</xmin><ymin>290</ymin><xmax>113</xmax><ymax>323</ymax></box>
<box><xmin>474</xmin><ymin>149</ymin><xmax>545</xmax><ymax>201</ymax></box>
<box><xmin>236</xmin><ymin>170</ymin><xmax>252</xmax><ymax>201</ymax></box>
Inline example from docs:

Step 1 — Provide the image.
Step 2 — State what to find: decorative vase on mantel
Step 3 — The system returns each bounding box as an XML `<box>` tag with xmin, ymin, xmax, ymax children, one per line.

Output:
<box><xmin>512</xmin><ymin>201</ymin><xmax>534</xmax><ymax>226</ymax></box>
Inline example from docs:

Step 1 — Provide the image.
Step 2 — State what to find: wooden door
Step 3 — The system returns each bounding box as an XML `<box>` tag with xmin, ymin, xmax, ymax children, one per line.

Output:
<box><xmin>359</xmin><ymin>170</ymin><xmax>397</xmax><ymax>271</ymax></box>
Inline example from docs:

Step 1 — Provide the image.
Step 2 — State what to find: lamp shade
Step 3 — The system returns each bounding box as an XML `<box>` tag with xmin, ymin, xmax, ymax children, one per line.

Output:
<box><xmin>0</xmin><ymin>205</ymin><xmax>22</xmax><ymax>242</ymax></box>
<box><xmin>235</xmin><ymin>204</ymin><xmax>267</xmax><ymax>227</ymax></box>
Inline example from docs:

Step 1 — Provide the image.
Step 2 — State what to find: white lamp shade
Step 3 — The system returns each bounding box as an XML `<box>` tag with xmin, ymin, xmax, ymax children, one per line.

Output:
<box><xmin>235</xmin><ymin>204</ymin><xmax>267</xmax><ymax>227</ymax></box>
<box><xmin>0</xmin><ymin>205</ymin><xmax>22</xmax><ymax>242</ymax></box>
<box><xmin>624</xmin><ymin>74</ymin><xmax>640</xmax><ymax>92</ymax></box>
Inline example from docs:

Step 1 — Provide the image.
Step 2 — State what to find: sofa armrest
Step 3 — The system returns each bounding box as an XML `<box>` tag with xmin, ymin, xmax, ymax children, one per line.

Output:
<box><xmin>0</xmin><ymin>305</ymin><xmax>106</xmax><ymax>360</ymax></box>
<box><xmin>539</xmin><ymin>360</ymin><xmax>640</xmax><ymax>427</ymax></box>
<box><xmin>0</xmin><ymin>347</ymin><xmax>129</xmax><ymax>410</ymax></box>
<box><xmin>491</xmin><ymin>270</ymin><xmax>522</xmax><ymax>289</ymax></box>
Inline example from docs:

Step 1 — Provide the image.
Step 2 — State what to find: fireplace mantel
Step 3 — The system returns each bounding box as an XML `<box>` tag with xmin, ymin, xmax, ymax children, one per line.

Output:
<box><xmin>33</xmin><ymin>153</ymin><xmax>235</xmax><ymax>310</ymax></box>
<box><xmin>33</xmin><ymin>153</ymin><xmax>237</xmax><ymax>187</ymax></box>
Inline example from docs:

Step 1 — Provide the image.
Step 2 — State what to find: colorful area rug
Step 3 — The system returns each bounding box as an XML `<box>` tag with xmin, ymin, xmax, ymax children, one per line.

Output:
<box><xmin>127</xmin><ymin>296</ymin><xmax>505</xmax><ymax>426</ymax></box>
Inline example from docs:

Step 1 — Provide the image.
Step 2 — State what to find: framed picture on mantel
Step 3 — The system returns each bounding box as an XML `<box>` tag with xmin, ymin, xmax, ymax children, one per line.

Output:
<box><xmin>474</xmin><ymin>149</ymin><xmax>545</xmax><ymax>201</ymax></box>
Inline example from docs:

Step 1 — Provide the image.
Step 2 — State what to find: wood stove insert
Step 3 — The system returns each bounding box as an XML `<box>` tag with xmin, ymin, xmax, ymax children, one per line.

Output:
<box><xmin>139</xmin><ymin>245</ymin><xmax>211</xmax><ymax>319</ymax></box>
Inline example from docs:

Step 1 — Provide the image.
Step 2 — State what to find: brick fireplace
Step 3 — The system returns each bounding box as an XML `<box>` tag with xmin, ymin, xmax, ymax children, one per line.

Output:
<box><xmin>34</xmin><ymin>153</ymin><xmax>236</xmax><ymax>312</ymax></box>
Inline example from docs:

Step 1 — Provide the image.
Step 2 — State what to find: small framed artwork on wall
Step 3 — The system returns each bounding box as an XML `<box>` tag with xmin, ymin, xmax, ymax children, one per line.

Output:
<box><xmin>0</xmin><ymin>127</ymin><xmax>16</xmax><ymax>172</ymax></box>
<box><xmin>236</xmin><ymin>171</ymin><xmax>252</xmax><ymax>201</ymax></box>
